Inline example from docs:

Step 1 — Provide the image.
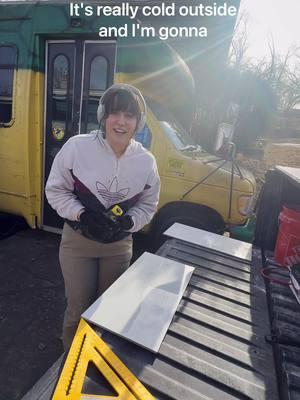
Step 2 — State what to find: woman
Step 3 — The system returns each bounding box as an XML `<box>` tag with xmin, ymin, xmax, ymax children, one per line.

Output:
<box><xmin>45</xmin><ymin>84</ymin><xmax>160</xmax><ymax>349</ymax></box>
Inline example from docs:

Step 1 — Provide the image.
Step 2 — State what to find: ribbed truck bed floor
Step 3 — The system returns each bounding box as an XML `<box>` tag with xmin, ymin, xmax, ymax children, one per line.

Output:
<box><xmin>22</xmin><ymin>238</ymin><xmax>279</xmax><ymax>400</ymax></box>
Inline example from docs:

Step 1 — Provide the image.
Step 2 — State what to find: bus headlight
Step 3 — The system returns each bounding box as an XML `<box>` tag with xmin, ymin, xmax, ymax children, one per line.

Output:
<box><xmin>238</xmin><ymin>195</ymin><xmax>255</xmax><ymax>216</ymax></box>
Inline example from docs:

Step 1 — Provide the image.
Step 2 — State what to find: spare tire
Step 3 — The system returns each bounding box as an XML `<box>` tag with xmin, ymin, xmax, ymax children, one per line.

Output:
<box><xmin>149</xmin><ymin>203</ymin><xmax>225</xmax><ymax>251</ymax></box>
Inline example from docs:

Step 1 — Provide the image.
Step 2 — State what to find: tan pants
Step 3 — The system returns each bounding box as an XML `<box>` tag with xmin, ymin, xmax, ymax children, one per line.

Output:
<box><xmin>59</xmin><ymin>223</ymin><xmax>133</xmax><ymax>350</ymax></box>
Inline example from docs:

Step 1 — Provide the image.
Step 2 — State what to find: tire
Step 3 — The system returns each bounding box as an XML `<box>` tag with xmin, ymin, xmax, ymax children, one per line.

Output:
<box><xmin>0</xmin><ymin>213</ymin><xmax>27</xmax><ymax>240</ymax></box>
<box><xmin>149</xmin><ymin>203</ymin><xmax>225</xmax><ymax>252</ymax></box>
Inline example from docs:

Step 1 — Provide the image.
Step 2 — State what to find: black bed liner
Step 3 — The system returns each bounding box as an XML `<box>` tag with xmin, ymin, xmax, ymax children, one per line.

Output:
<box><xmin>22</xmin><ymin>237</ymin><xmax>279</xmax><ymax>400</ymax></box>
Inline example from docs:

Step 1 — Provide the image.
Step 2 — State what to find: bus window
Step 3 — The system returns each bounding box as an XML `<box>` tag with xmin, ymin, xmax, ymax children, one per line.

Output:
<box><xmin>147</xmin><ymin>98</ymin><xmax>196</xmax><ymax>150</ymax></box>
<box><xmin>52</xmin><ymin>54</ymin><xmax>69</xmax><ymax>136</ymax></box>
<box><xmin>86</xmin><ymin>56</ymin><xmax>108</xmax><ymax>132</ymax></box>
<box><xmin>135</xmin><ymin>125</ymin><xmax>152</xmax><ymax>149</ymax></box>
<box><xmin>0</xmin><ymin>46</ymin><xmax>17</xmax><ymax>125</ymax></box>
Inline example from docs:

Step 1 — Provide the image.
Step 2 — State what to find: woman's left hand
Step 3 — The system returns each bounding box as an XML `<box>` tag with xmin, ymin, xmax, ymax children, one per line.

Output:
<box><xmin>116</xmin><ymin>215</ymin><xmax>134</xmax><ymax>231</ymax></box>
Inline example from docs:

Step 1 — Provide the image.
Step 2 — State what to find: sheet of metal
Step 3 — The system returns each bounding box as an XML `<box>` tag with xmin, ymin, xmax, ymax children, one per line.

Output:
<box><xmin>276</xmin><ymin>165</ymin><xmax>300</xmax><ymax>188</ymax></box>
<box><xmin>82</xmin><ymin>252</ymin><xmax>194</xmax><ymax>353</ymax></box>
<box><xmin>164</xmin><ymin>223</ymin><xmax>253</xmax><ymax>261</ymax></box>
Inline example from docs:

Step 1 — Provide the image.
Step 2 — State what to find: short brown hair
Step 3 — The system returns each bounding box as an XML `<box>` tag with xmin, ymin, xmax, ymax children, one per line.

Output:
<box><xmin>102</xmin><ymin>87</ymin><xmax>141</xmax><ymax>122</ymax></box>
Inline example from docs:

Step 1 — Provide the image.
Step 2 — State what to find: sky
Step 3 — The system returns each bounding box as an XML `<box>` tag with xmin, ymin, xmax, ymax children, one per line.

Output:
<box><xmin>238</xmin><ymin>0</ymin><xmax>300</xmax><ymax>62</ymax></box>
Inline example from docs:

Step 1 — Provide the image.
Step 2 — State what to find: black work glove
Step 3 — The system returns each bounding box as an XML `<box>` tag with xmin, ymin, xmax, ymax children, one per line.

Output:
<box><xmin>116</xmin><ymin>215</ymin><xmax>134</xmax><ymax>231</ymax></box>
<box><xmin>79</xmin><ymin>210</ymin><xmax>120</xmax><ymax>241</ymax></box>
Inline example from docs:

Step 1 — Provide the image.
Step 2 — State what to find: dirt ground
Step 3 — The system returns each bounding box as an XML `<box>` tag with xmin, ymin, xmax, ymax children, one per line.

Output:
<box><xmin>0</xmin><ymin>224</ymin><xmax>147</xmax><ymax>400</ymax></box>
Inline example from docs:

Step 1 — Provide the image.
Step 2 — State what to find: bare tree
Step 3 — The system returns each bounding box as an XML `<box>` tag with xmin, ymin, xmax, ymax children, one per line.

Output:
<box><xmin>228</xmin><ymin>10</ymin><xmax>250</xmax><ymax>70</ymax></box>
<box><xmin>194</xmin><ymin>12</ymin><xmax>300</xmax><ymax>151</ymax></box>
<box><xmin>229</xmin><ymin>12</ymin><xmax>300</xmax><ymax>111</ymax></box>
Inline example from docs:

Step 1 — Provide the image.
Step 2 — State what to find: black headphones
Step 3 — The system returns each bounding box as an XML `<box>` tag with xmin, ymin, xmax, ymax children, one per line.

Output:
<box><xmin>97</xmin><ymin>83</ymin><xmax>147</xmax><ymax>133</ymax></box>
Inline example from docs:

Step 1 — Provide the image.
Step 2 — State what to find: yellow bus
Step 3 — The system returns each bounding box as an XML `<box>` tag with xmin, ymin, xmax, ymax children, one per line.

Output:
<box><xmin>0</xmin><ymin>1</ymin><xmax>255</xmax><ymax>246</ymax></box>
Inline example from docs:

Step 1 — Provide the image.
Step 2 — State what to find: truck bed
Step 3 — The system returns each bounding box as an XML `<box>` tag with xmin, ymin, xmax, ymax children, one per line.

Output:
<box><xmin>22</xmin><ymin>237</ymin><xmax>279</xmax><ymax>400</ymax></box>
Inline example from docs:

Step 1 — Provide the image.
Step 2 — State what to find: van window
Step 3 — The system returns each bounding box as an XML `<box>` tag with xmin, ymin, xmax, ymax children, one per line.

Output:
<box><xmin>147</xmin><ymin>98</ymin><xmax>196</xmax><ymax>150</ymax></box>
<box><xmin>0</xmin><ymin>46</ymin><xmax>17</xmax><ymax>125</ymax></box>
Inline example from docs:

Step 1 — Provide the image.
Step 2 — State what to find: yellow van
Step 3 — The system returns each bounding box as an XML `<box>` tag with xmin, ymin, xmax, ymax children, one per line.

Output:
<box><xmin>0</xmin><ymin>2</ymin><xmax>255</xmax><ymax>245</ymax></box>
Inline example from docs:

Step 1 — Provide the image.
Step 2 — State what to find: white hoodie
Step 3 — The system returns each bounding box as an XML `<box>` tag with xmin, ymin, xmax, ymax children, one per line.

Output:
<box><xmin>45</xmin><ymin>132</ymin><xmax>160</xmax><ymax>233</ymax></box>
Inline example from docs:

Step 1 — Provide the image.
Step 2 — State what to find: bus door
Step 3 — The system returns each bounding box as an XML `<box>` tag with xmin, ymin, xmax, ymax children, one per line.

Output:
<box><xmin>43</xmin><ymin>40</ymin><xmax>116</xmax><ymax>231</ymax></box>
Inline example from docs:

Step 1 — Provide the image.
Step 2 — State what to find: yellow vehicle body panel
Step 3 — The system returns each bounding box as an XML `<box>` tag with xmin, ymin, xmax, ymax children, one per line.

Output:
<box><xmin>0</xmin><ymin>69</ymin><xmax>44</xmax><ymax>228</ymax></box>
<box><xmin>145</xmin><ymin>113</ymin><xmax>255</xmax><ymax>225</ymax></box>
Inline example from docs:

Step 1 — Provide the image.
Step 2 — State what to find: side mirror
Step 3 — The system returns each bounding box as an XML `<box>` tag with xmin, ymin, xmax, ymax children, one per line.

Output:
<box><xmin>214</xmin><ymin>103</ymin><xmax>239</xmax><ymax>155</ymax></box>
